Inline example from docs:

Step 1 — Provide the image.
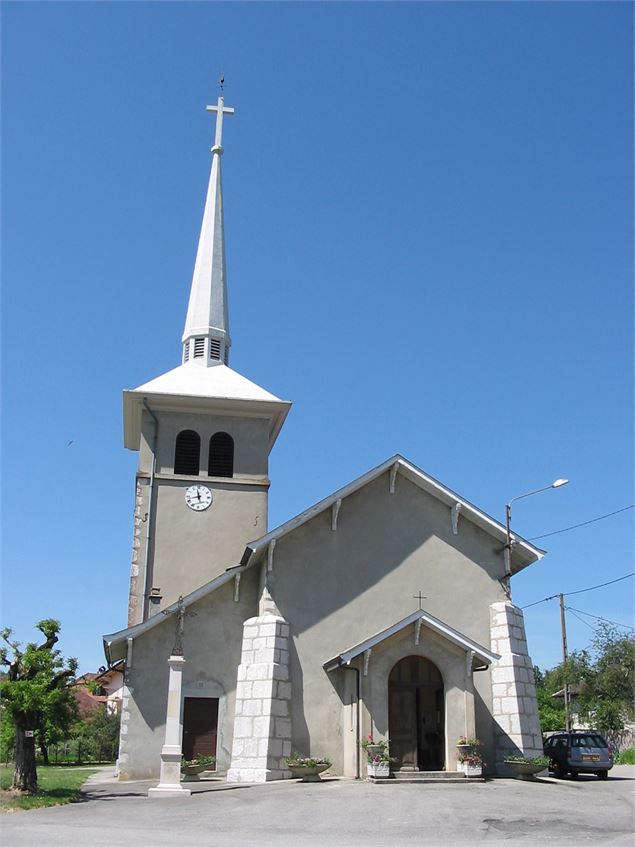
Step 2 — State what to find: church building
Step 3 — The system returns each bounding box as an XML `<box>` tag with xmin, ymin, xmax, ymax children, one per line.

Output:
<box><xmin>103</xmin><ymin>96</ymin><xmax>545</xmax><ymax>785</ymax></box>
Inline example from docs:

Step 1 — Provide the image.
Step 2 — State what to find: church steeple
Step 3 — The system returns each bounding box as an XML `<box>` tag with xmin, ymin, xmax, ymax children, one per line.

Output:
<box><xmin>182</xmin><ymin>95</ymin><xmax>235</xmax><ymax>367</ymax></box>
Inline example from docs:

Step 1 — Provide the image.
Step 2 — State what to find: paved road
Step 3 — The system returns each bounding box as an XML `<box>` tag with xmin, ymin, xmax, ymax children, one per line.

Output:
<box><xmin>2</xmin><ymin>766</ymin><xmax>634</xmax><ymax>846</ymax></box>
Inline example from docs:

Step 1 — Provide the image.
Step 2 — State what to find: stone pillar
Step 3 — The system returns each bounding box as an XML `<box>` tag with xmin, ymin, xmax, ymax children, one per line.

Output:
<box><xmin>226</xmin><ymin>613</ymin><xmax>292</xmax><ymax>783</ymax></box>
<box><xmin>489</xmin><ymin>602</ymin><xmax>543</xmax><ymax>773</ymax></box>
<box><xmin>148</xmin><ymin>655</ymin><xmax>191</xmax><ymax>797</ymax></box>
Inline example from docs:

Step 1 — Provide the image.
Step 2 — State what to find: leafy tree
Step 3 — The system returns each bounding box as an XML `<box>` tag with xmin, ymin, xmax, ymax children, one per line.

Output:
<box><xmin>0</xmin><ymin>620</ymin><xmax>78</xmax><ymax>792</ymax></box>
<box><xmin>536</xmin><ymin>625</ymin><xmax>635</xmax><ymax>734</ymax></box>
<box><xmin>72</xmin><ymin>706</ymin><xmax>121</xmax><ymax>763</ymax></box>
<box><xmin>533</xmin><ymin>667</ymin><xmax>566</xmax><ymax>732</ymax></box>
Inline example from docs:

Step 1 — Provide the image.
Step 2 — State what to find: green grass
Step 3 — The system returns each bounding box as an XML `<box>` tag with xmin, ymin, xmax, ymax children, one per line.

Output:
<box><xmin>0</xmin><ymin>765</ymin><xmax>98</xmax><ymax>811</ymax></box>
<box><xmin>615</xmin><ymin>748</ymin><xmax>635</xmax><ymax>765</ymax></box>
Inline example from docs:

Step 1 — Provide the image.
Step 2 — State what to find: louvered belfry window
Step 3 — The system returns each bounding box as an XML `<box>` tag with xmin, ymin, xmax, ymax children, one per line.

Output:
<box><xmin>208</xmin><ymin>432</ymin><xmax>234</xmax><ymax>478</ymax></box>
<box><xmin>193</xmin><ymin>338</ymin><xmax>205</xmax><ymax>358</ymax></box>
<box><xmin>209</xmin><ymin>338</ymin><xmax>221</xmax><ymax>360</ymax></box>
<box><xmin>174</xmin><ymin>430</ymin><xmax>200</xmax><ymax>475</ymax></box>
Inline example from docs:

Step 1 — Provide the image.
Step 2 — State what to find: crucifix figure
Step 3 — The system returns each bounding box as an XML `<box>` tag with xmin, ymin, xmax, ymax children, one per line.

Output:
<box><xmin>161</xmin><ymin>596</ymin><xmax>196</xmax><ymax>657</ymax></box>
<box><xmin>206</xmin><ymin>94</ymin><xmax>235</xmax><ymax>151</ymax></box>
<box><xmin>413</xmin><ymin>591</ymin><xmax>427</xmax><ymax>611</ymax></box>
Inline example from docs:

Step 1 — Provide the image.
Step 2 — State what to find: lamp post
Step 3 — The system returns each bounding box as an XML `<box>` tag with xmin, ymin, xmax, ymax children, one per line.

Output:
<box><xmin>503</xmin><ymin>479</ymin><xmax>569</xmax><ymax>600</ymax></box>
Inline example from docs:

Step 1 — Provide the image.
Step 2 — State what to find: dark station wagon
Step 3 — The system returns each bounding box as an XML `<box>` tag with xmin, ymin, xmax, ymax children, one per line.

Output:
<box><xmin>544</xmin><ymin>730</ymin><xmax>614</xmax><ymax>779</ymax></box>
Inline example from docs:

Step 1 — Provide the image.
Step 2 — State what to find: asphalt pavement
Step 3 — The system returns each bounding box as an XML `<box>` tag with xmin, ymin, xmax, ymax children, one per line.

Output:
<box><xmin>2</xmin><ymin>765</ymin><xmax>634</xmax><ymax>846</ymax></box>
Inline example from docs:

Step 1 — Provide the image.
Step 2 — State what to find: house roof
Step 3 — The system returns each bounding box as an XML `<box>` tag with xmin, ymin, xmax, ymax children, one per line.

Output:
<box><xmin>122</xmin><ymin>363</ymin><xmax>291</xmax><ymax>451</ymax></box>
<box><xmin>323</xmin><ymin>609</ymin><xmax>500</xmax><ymax>672</ymax></box>
<box><xmin>241</xmin><ymin>454</ymin><xmax>546</xmax><ymax>573</ymax></box>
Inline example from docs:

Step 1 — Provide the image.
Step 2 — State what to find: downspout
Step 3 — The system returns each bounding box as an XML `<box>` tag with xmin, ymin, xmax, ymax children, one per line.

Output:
<box><xmin>141</xmin><ymin>399</ymin><xmax>159</xmax><ymax>620</ymax></box>
<box><xmin>346</xmin><ymin>664</ymin><xmax>361</xmax><ymax>779</ymax></box>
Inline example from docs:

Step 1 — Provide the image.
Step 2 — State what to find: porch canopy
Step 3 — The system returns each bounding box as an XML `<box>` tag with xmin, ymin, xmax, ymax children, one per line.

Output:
<box><xmin>323</xmin><ymin>609</ymin><xmax>500</xmax><ymax>673</ymax></box>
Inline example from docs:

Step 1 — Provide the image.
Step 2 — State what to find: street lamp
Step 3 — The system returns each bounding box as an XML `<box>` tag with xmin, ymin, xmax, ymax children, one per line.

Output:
<box><xmin>503</xmin><ymin>478</ymin><xmax>569</xmax><ymax>598</ymax></box>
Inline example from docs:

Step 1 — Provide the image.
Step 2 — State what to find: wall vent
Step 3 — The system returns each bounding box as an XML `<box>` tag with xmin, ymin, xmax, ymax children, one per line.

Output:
<box><xmin>193</xmin><ymin>337</ymin><xmax>205</xmax><ymax>358</ymax></box>
<box><xmin>210</xmin><ymin>338</ymin><xmax>221</xmax><ymax>360</ymax></box>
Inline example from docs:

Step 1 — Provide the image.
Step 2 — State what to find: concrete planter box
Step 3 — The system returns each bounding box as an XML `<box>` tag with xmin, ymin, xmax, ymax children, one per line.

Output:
<box><xmin>504</xmin><ymin>761</ymin><xmax>547</xmax><ymax>780</ymax></box>
<box><xmin>367</xmin><ymin>761</ymin><xmax>390</xmax><ymax>778</ymax></box>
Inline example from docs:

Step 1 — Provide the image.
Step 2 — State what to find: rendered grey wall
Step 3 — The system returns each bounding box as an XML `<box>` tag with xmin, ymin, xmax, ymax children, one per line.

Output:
<box><xmin>266</xmin><ymin>470</ymin><xmax>506</xmax><ymax>774</ymax></box>
<box><xmin>119</xmin><ymin>570</ymin><xmax>259</xmax><ymax>780</ymax></box>
<box><xmin>128</xmin><ymin>409</ymin><xmax>270</xmax><ymax>622</ymax></box>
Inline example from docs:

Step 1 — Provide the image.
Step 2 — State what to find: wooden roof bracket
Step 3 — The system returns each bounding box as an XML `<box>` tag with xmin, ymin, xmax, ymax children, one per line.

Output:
<box><xmin>389</xmin><ymin>462</ymin><xmax>399</xmax><ymax>494</ymax></box>
<box><xmin>414</xmin><ymin>618</ymin><xmax>423</xmax><ymax>646</ymax></box>
<box><xmin>363</xmin><ymin>648</ymin><xmax>372</xmax><ymax>677</ymax></box>
<box><xmin>267</xmin><ymin>539</ymin><xmax>276</xmax><ymax>573</ymax></box>
<box><xmin>331</xmin><ymin>498</ymin><xmax>342</xmax><ymax>531</ymax></box>
<box><xmin>451</xmin><ymin>502</ymin><xmax>462</xmax><ymax>535</ymax></box>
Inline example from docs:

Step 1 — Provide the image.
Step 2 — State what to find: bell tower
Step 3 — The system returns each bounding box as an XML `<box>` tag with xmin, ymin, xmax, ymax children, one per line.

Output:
<box><xmin>123</xmin><ymin>95</ymin><xmax>291</xmax><ymax>627</ymax></box>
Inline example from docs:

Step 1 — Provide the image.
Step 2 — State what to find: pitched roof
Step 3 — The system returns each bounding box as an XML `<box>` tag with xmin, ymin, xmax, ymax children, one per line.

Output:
<box><xmin>323</xmin><ymin>608</ymin><xmax>500</xmax><ymax>672</ymax></box>
<box><xmin>102</xmin><ymin>455</ymin><xmax>545</xmax><ymax>663</ymax></box>
<box><xmin>241</xmin><ymin>455</ymin><xmax>545</xmax><ymax>573</ymax></box>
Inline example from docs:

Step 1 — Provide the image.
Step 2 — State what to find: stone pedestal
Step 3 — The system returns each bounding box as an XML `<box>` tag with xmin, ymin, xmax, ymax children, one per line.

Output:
<box><xmin>490</xmin><ymin>602</ymin><xmax>543</xmax><ymax>773</ymax></box>
<box><xmin>226</xmin><ymin>613</ymin><xmax>292</xmax><ymax>783</ymax></box>
<box><xmin>148</xmin><ymin>655</ymin><xmax>191</xmax><ymax>798</ymax></box>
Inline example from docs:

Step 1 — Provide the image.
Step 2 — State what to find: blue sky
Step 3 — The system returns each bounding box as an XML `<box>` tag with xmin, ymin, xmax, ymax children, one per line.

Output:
<box><xmin>2</xmin><ymin>2</ymin><xmax>633</xmax><ymax>675</ymax></box>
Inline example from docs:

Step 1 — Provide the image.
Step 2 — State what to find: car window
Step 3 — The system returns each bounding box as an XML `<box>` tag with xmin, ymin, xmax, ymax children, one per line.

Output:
<box><xmin>571</xmin><ymin>735</ymin><xmax>607</xmax><ymax>748</ymax></box>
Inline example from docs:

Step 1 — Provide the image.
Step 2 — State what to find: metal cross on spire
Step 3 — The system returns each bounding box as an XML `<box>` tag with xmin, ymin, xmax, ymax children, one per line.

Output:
<box><xmin>161</xmin><ymin>596</ymin><xmax>197</xmax><ymax>657</ymax></box>
<box><xmin>206</xmin><ymin>93</ymin><xmax>235</xmax><ymax>152</ymax></box>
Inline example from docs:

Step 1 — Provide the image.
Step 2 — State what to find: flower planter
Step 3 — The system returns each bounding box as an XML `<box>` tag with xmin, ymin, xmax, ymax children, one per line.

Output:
<box><xmin>365</xmin><ymin>744</ymin><xmax>385</xmax><ymax>759</ymax></box>
<box><xmin>181</xmin><ymin>764</ymin><xmax>207</xmax><ymax>782</ymax></box>
<box><xmin>504</xmin><ymin>761</ymin><xmax>547</xmax><ymax>780</ymax></box>
<box><xmin>456</xmin><ymin>744</ymin><xmax>473</xmax><ymax>756</ymax></box>
<box><xmin>367</xmin><ymin>761</ymin><xmax>390</xmax><ymax>778</ymax></box>
<box><xmin>462</xmin><ymin>764</ymin><xmax>482</xmax><ymax>778</ymax></box>
<box><xmin>288</xmin><ymin>763</ymin><xmax>330</xmax><ymax>783</ymax></box>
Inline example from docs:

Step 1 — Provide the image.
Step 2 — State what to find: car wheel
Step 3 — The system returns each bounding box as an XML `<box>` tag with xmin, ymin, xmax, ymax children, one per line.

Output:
<box><xmin>570</xmin><ymin>770</ymin><xmax>579</xmax><ymax>779</ymax></box>
<box><xmin>597</xmin><ymin>770</ymin><xmax>608</xmax><ymax>780</ymax></box>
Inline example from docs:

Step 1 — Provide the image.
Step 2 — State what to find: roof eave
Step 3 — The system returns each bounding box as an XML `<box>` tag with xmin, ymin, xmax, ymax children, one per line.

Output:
<box><xmin>123</xmin><ymin>388</ymin><xmax>291</xmax><ymax>451</ymax></box>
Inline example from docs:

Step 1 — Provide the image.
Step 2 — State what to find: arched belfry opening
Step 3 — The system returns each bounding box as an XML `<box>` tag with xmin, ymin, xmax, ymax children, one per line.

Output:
<box><xmin>208</xmin><ymin>432</ymin><xmax>234</xmax><ymax>477</ymax></box>
<box><xmin>388</xmin><ymin>656</ymin><xmax>444</xmax><ymax>771</ymax></box>
<box><xmin>174</xmin><ymin>430</ymin><xmax>201</xmax><ymax>475</ymax></box>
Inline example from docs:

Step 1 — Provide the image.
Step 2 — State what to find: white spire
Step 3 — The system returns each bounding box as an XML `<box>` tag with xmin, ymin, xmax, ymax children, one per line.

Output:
<box><xmin>182</xmin><ymin>96</ymin><xmax>235</xmax><ymax>367</ymax></box>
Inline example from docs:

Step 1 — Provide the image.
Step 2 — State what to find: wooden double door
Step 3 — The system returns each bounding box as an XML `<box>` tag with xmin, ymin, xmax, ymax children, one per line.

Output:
<box><xmin>388</xmin><ymin>656</ymin><xmax>444</xmax><ymax>771</ymax></box>
<box><xmin>182</xmin><ymin>697</ymin><xmax>218</xmax><ymax>761</ymax></box>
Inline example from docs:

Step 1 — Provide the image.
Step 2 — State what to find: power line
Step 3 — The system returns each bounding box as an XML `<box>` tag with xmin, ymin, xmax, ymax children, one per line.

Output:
<box><xmin>522</xmin><ymin>571</ymin><xmax>635</xmax><ymax>610</ymax></box>
<box><xmin>565</xmin><ymin>606</ymin><xmax>635</xmax><ymax>632</ymax></box>
<box><xmin>528</xmin><ymin>505</ymin><xmax>634</xmax><ymax>541</ymax></box>
<box><xmin>567</xmin><ymin>608</ymin><xmax>596</xmax><ymax>632</ymax></box>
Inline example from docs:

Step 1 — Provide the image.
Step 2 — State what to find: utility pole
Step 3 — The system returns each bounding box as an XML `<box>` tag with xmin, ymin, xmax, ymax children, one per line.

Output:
<box><xmin>559</xmin><ymin>594</ymin><xmax>571</xmax><ymax>731</ymax></box>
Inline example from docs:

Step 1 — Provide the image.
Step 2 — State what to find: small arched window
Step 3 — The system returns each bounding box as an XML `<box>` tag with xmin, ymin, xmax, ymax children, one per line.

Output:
<box><xmin>208</xmin><ymin>432</ymin><xmax>234</xmax><ymax>478</ymax></box>
<box><xmin>174</xmin><ymin>430</ymin><xmax>200</xmax><ymax>475</ymax></box>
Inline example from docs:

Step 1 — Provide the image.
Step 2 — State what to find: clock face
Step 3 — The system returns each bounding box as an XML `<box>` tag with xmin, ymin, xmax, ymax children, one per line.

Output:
<box><xmin>185</xmin><ymin>485</ymin><xmax>213</xmax><ymax>511</ymax></box>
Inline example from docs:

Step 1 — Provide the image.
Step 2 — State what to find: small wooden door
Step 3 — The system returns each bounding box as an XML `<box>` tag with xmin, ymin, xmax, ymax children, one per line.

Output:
<box><xmin>182</xmin><ymin>697</ymin><xmax>218</xmax><ymax>761</ymax></box>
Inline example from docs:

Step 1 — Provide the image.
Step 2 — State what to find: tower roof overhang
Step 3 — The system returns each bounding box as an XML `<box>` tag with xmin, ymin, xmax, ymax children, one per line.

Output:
<box><xmin>123</xmin><ymin>363</ymin><xmax>291</xmax><ymax>451</ymax></box>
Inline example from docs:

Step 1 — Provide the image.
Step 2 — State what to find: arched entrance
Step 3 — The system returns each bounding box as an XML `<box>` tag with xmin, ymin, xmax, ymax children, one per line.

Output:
<box><xmin>388</xmin><ymin>656</ymin><xmax>444</xmax><ymax>771</ymax></box>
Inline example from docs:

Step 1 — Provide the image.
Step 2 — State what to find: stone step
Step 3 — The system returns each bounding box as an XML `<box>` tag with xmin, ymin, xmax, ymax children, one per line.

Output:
<box><xmin>393</xmin><ymin>771</ymin><xmax>464</xmax><ymax>779</ymax></box>
<box><xmin>371</xmin><ymin>776</ymin><xmax>484</xmax><ymax>784</ymax></box>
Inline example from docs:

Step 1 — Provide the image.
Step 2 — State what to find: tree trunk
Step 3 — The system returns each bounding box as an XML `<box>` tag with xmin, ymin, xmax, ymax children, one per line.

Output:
<box><xmin>39</xmin><ymin>739</ymin><xmax>50</xmax><ymax>765</ymax></box>
<box><xmin>13</xmin><ymin>727</ymin><xmax>38</xmax><ymax>793</ymax></box>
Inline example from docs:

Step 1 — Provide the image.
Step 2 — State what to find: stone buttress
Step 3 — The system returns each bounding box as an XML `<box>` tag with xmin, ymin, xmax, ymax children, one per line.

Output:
<box><xmin>489</xmin><ymin>602</ymin><xmax>543</xmax><ymax>772</ymax></box>
<box><xmin>226</xmin><ymin>612</ymin><xmax>292</xmax><ymax>782</ymax></box>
